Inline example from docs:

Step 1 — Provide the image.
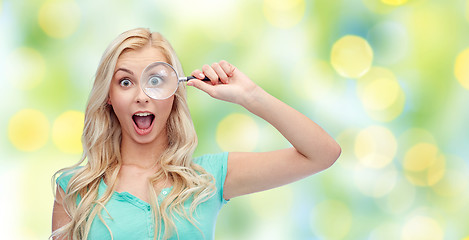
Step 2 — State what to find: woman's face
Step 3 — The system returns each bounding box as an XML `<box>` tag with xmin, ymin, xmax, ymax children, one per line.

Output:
<box><xmin>108</xmin><ymin>45</ymin><xmax>174</xmax><ymax>146</ymax></box>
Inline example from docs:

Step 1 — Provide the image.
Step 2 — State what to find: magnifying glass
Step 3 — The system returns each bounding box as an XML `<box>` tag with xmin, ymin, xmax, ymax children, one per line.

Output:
<box><xmin>140</xmin><ymin>62</ymin><xmax>210</xmax><ymax>100</ymax></box>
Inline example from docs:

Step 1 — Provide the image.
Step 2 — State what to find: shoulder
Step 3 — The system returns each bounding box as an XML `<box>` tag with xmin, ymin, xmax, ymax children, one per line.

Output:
<box><xmin>193</xmin><ymin>152</ymin><xmax>229</xmax><ymax>187</ymax></box>
<box><xmin>56</xmin><ymin>166</ymin><xmax>84</xmax><ymax>192</ymax></box>
<box><xmin>193</xmin><ymin>152</ymin><xmax>228</xmax><ymax>174</ymax></box>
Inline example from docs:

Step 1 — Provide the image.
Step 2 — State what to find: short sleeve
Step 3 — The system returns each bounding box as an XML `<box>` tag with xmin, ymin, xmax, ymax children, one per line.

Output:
<box><xmin>56</xmin><ymin>166</ymin><xmax>83</xmax><ymax>192</ymax></box>
<box><xmin>193</xmin><ymin>152</ymin><xmax>229</xmax><ymax>204</ymax></box>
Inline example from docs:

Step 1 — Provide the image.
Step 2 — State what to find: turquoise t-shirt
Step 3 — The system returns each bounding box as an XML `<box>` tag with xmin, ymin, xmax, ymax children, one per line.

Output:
<box><xmin>57</xmin><ymin>152</ymin><xmax>229</xmax><ymax>240</ymax></box>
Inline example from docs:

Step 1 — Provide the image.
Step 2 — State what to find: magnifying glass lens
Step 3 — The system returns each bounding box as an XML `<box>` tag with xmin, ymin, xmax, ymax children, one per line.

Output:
<box><xmin>141</xmin><ymin>62</ymin><xmax>179</xmax><ymax>100</ymax></box>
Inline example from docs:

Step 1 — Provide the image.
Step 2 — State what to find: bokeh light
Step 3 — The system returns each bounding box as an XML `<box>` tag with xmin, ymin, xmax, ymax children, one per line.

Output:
<box><xmin>355</xmin><ymin>125</ymin><xmax>397</xmax><ymax>168</ymax></box>
<box><xmin>8</xmin><ymin>109</ymin><xmax>50</xmax><ymax>152</ymax></box>
<box><xmin>38</xmin><ymin>0</ymin><xmax>81</xmax><ymax>39</ymax></box>
<box><xmin>401</xmin><ymin>215</ymin><xmax>444</xmax><ymax>240</ymax></box>
<box><xmin>5</xmin><ymin>48</ymin><xmax>46</xmax><ymax>90</ymax></box>
<box><xmin>454</xmin><ymin>48</ymin><xmax>469</xmax><ymax>90</ymax></box>
<box><xmin>52</xmin><ymin>110</ymin><xmax>84</xmax><ymax>154</ymax></box>
<box><xmin>311</xmin><ymin>200</ymin><xmax>352</xmax><ymax>240</ymax></box>
<box><xmin>291</xmin><ymin>60</ymin><xmax>341</xmax><ymax>102</ymax></box>
<box><xmin>361</xmin><ymin>0</ymin><xmax>403</xmax><ymax>14</ymax></box>
<box><xmin>360</xmin><ymin>74</ymin><xmax>399</xmax><ymax>110</ymax></box>
<box><xmin>249</xmin><ymin>186</ymin><xmax>293</xmax><ymax>218</ymax></box>
<box><xmin>263</xmin><ymin>0</ymin><xmax>306</xmax><ymax>28</ymax></box>
<box><xmin>381</xmin><ymin>0</ymin><xmax>408</xmax><ymax>6</ymax></box>
<box><xmin>216</xmin><ymin>113</ymin><xmax>259</xmax><ymax>152</ymax></box>
<box><xmin>164</xmin><ymin>0</ymin><xmax>243</xmax><ymax>43</ymax></box>
<box><xmin>353</xmin><ymin>163</ymin><xmax>398</xmax><ymax>198</ymax></box>
<box><xmin>331</xmin><ymin>35</ymin><xmax>373</xmax><ymax>78</ymax></box>
<box><xmin>357</xmin><ymin>67</ymin><xmax>405</xmax><ymax>122</ymax></box>
<box><xmin>403</xmin><ymin>143</ymin><xmax>445</xmax><ymax>187</ymax></box>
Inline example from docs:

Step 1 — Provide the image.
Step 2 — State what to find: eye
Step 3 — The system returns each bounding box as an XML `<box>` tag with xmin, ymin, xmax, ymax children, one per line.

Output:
<box><xmin>119</xmin><ymin>78</ymin><xmax>132</xmax><ymax>87</ymax></box>
<box><xmin>148</xmin><ymin>75</ymin><xmax>162</xmax><ymax>87</ymax></box>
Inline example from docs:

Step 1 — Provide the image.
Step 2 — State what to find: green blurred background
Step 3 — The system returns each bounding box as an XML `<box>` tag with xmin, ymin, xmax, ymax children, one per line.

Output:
<box><xmin>1</xmin><ymin>0</ymin><xmax>469</xmax><ymax>239</ymax></box>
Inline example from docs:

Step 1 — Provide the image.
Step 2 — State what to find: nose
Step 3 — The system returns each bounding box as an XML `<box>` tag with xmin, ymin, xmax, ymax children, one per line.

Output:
<box><xmin>136</xmin><ymin>85</ymin><xmax>150</xmax><ymax>103</ymax></box>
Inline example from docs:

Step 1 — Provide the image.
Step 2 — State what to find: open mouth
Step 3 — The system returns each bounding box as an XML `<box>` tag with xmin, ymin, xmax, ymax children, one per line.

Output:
<box><xmin>132</xmin><ymin>112</ymin><xmax>155</xmax><ymax>134</ymax></box>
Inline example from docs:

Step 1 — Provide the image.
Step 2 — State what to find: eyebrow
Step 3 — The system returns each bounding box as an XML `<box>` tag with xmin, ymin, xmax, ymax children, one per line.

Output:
<box><xmin>114</xmin><ymin>68</ymin><xmax>134</xmax><ymax>76</ymax></box>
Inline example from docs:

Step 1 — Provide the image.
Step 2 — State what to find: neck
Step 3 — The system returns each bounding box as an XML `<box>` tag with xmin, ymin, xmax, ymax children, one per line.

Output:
<box><xmin>120</xmin><ymin>134</ymin><xmax>168</xmax><ymax>169</ymax></box>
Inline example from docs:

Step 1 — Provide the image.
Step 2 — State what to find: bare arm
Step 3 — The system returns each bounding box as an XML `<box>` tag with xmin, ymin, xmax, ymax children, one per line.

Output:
<box><xmin>189</xmin><ymin>60</ymin><xmax>341</xmax><ymax>199</ymax></box>
<box><xmin>52</xmin><ymin>186</ymin><xmax>71</xmax><ymax>239</ymax></box>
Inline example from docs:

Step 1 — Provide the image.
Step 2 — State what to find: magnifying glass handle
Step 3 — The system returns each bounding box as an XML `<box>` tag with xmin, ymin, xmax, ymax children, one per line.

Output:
<box><xmin>183</xmin><ymin>76</ymin><xmax>211</xmax><ymax>81</ymax></box>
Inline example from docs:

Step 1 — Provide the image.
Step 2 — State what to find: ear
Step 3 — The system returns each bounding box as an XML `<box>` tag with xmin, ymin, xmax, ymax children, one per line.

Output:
<box><xmin>107</xmin><ymin>98</ymin><xmax>112</xmax><ymax>105</ymax></box>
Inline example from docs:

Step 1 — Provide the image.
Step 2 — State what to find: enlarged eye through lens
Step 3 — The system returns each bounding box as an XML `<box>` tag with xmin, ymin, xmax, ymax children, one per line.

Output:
<box><xmin>148</xmin><ymin>75</ymin><xmax>162</xmax><ymax>87</ymax></box>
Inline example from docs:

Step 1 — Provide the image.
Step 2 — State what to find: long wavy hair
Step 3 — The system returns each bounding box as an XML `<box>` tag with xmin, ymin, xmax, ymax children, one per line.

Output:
<box><xmin>51</xmin><ymin>28</ymin><xmax>216</xmax><ymax>240</ymax></box>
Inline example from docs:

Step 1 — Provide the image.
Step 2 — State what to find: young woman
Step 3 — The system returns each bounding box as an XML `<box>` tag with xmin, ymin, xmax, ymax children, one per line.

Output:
<box><xmin>51</xmin><ymin>28</ymin><xmax>341</xmax><ymax>240</ymax></box>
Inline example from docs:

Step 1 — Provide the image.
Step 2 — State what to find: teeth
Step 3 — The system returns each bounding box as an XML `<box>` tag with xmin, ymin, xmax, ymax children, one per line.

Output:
<box><xmin>134</xmin><ymin>112</ymin><xmax>152</xmax><ymax>116</ymax></box>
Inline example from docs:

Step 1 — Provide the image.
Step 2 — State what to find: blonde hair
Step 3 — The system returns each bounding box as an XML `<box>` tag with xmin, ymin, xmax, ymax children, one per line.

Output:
<box><xmin>51</xmin><ymin>28</ymin><xmax>215</xmax><ymax>239</ymax></box>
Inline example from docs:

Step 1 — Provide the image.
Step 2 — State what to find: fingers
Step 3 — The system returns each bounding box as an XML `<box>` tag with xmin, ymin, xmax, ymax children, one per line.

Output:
<box><xmin>192</xmin><ymin>60</ymin><xmax>235</xmax><ymax>85</ymax></box>
<box><xmin>191</xmin><ymin>69</ymin><xmax>205</xmax><ymax>80</ymax></box>
<box><xmin>202</xmin><ymin>64</ymin><xmax>219</xmax><ymax>85</ymax></box>
<box><xmin>219</xmin><ymin>60</ymin><xmax>235</xmax><ymax>77</ymax></box>
<box><xmin>187</xmin><ymin>79</ymin><xmax>216</xmax><ymax>97</ymax></box>
<box><xmin>211</xmin><ymin>62</ymin><xmax>229</xmax><ymax>84</ymax></box>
